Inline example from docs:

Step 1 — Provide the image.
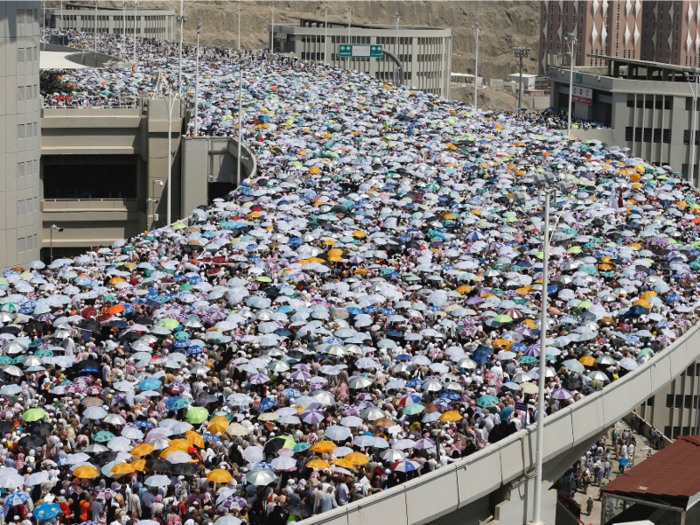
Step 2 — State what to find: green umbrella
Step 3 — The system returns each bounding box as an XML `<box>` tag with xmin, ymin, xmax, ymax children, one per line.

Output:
<box><xmin>186</xmin><ymin>407</ymin><xmax>209</xmax><ymax>424</ymax></box>
<box><xmin>578</xmin><ymin>301</ymin><xmax>593</xmax><ymax>309</ymax></box>
<box><xmin>22</xmin><ymin>408</ymin><xmax>46</xmax><ymax>422</ymax></box>
<box><xmin>493</xmin><ymin>315</ymin><xmax>513</xmax><ymax>323</ymax></box>
<box><xmin>403</xmin><ymin>403</ymin><xmax>425</xmax><ymax>416</ymax></box>
<box><xmin>93</xmin><ymin>431</ymin><xmax>116</xmax><ymax>442</ymax></box>
<box><xmin>477</xmin><ymin>395</ymin><xmax>499</xmax><ymax>408</ymax></box>
<box><xmin>161</xmin><ymin>319</ymin><xmax>180</xmax><ymax>330</ymax></box>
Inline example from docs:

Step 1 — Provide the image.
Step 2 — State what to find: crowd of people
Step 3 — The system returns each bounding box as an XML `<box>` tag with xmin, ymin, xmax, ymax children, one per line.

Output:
<box><xmin>9</xmin><ymin>27</ymin><xmax>700</xmax><ymax>525</ymax></box>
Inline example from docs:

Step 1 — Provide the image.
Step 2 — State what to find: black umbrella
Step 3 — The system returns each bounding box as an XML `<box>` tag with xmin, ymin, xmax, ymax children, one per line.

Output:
<box><xmin>145</xmin><ymin>458</ymin><xmax>172</xmax><ymax>472</ymax></box>
<box><xmin>263</xmin><ymin>436</ymin><xmax>289</xmax><ymax>456</ymax></box>
<box><xmin>170</xmin><ymin>463</ymin><xmax>197</xmax><ymax>476</ymax></box>
<box><xmin>76</xmin><ymin>360</ymin><xmax>100</xmax><ymax>371</ymax></box>
<box><xmin>0</xmin><ymin>326</ymin><xmax>20</xmax><ymax>335</ymax></box>
<box><xmin>25</xmin><ymin>321</ymin><xmax>47</xmax><ymax>335</ymax></box>
<box><xmin>109</xmin><ymin>320</ymin><xmax>129</xmax><ymax>329</ymax></box>
<box><xmin>26</xmin><ymin>421</ymin><xmax>53</xmax><ymax>436</ymax></box>
<box><xmin>135</xmin><ymin>316</ymin><xmax>154</xmax><ymax>326</ymax></box>
<box><xmin>94</xmin><ymin>451</ymin><xmax>118</xmax><ymax>465</ymax></box>
<box><xmin>0</xmin><ymin>421</ymin><xmax>12</xmax><ymax>434</ymax></box>
<box><xmin>562</xmin><ymin>376</ymin><xmax>583</xmax><ymax>391</ymax></box>
<box><xmin>18</xmin><ymin>435</ymin><xmax>45</xmax><ymax>448</ymax></box>
<box><xmin>120</xmin><ymin>332</ymin><xmax>142</xmax><ymax>342</ymax></box>
<box><xmin>77</xmin><ymin>319</ymin><xmax>101</xmax><ymax>332</ymax></box>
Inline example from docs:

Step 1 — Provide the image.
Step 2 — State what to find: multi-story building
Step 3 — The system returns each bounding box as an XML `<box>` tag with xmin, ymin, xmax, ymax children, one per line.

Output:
<box><xmin>270</xmin><ymin>18</ymin><xmax>452</xmax><ymax>98</ymax></box>
<box><xmin>44</xmin><ymin>2</ymin><xmax>175</xmax><ymax>40</ymax></box>
<box><xmin>1</xmin><ymin>1</ymin><xmax>42</xmax><ymax>269</ymax></box>
<box><xmin>540</xmin><ymin>1</ymin><xmax>700</xmax><ymax>74</ymax></box>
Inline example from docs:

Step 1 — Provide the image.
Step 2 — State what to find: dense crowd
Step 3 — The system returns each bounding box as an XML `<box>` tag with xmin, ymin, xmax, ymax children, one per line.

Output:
<box><xmin>9</xmin><ymin>27</ymin><xmax>700</xmax><ymax>525</ymax></box>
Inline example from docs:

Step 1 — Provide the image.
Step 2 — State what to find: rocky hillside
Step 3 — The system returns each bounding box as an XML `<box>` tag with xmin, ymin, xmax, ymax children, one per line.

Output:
<box><xmin>91</xmin><ymin>1</ymin><xmax>540</xmax><ymax>81</ymax></box>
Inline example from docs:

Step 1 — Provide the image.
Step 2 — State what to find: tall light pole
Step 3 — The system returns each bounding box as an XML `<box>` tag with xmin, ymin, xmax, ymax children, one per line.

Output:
<box><xmin>270</xmin><ymin>2</ymin><xmax>275</xmax><ymax>53</ymax></box>
<box><xmin>194</xmin><ymin>23</ymin><xmax>202</xmax><ymax>136</ymax></box>
<box><xmin>471</xmin><ymin>23</ymin><xmax>481</xmax><ymax>110</ymax></box>
<box><xmin>323</xmin><ymin>4</ymin><xmax>329</xmax><ymax>64</ymax></box>
<box><xmin>237</xmin><ymin>0</ymin><xmax>242</xmax><ymax>51</ymax></box>
<box><xmin>49</xmin><ymin>225</ymin><xmax>63</xmax><ymax>263</ymax></box>
<box><xmin>393</xmin><ymin>12</ymin><xmax>401</xmax><ymax>84</ymax></box>
<box><xmin>166</xmin><ymin>90</ymin><xmax>179</xmax><ymax>225</ymax></box>
<box><xmin>122</xmin><ymin>2</ymin><xmax>126</xmax><ymax>41</ymax></box>
<box><xmin>513</xmin><ymin>47</ymin><xmax>531</xmax><ymax>110</ymax></box>
<box><xmin>94</xmin><ymin>0</ymin><xmax>99</xmax><ymax>53</ymax></box>
<box><xmin>178</xmin><ymin>0</ymin><xmax>185</xmax><ymax>91</ymax></box>
<box><xmin>149</xmin><ymin>180</ymin><xmax>163</xmax><ymax>230</ymax></box>
<box><xmin>237</xmin><ymin>57</ymin><xmax>244</xmax><ymax>187</ymax></box>
<box><xmin>133</xmin><ymin>1</ymin><xmax>138</xmax><ymax>62</ymax></box>
<box><xmin>530</xmin><ymin>187</ymin><xmax>552</xmax><ymax>525</ymax></box>
<box><xmin>565</xmin><ymin>32</ymin><xmax>577</xmax><ymax>136</ymax></box>
<box><xmin>346</xmin><ymin>7</ymin><xmax>352</xmax><ymax>70</ymax></box>
<box><xmin>687</xmin><ymin>69</ymin><xmax>699</xmax><ymax>185</ymax></box>
<box><xmin>60</xmin><ymin>0</ymin><xmax>63</xmax><ymax>32</ymax></box>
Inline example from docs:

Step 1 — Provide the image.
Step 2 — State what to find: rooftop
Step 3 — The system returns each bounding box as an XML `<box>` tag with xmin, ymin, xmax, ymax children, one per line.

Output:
<box><xmin>601</xmin><ymin>435</ymin><xmax>700</xmax><ymax>510</ymax></box>
<box><xmin>291</xmin><ymin>17</ymin><xmax>446</xmax><ymax>31</ymax></box>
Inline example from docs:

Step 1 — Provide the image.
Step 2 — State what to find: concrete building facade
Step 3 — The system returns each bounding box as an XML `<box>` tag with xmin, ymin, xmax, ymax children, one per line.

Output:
<box><xmin>548</xmin><ymin>55</ymin><xmax>700</xmax><ymax>186</ymax></box>
<box><xmin>540</xmin><ymin>1</ymin><xmax>700</xmax><ymax>74</ymax></box>
<box><xmin>45</xmin><ymin>3</ymin><xmax>175</xmax><ymax>40</ymax></box>
<box><xmin>270</xmin><ymin>18</ymin><xmax>452</xmax><ymax>98</ymax></box>
<box><xmin>1</xmin><ymin>1</ymin><xmax>42</xmax><ymax>269</ymax></box>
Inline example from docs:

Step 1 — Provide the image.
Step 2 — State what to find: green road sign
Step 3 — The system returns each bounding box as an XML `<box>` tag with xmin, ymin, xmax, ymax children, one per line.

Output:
<box><xmin>338</xmin><ymin>44</ymin><xmax>383</xmax><ymax>58</ymax></box>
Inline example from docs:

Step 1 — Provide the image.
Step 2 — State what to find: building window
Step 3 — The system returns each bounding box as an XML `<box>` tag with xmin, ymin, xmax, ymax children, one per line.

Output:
<box><xmin>18</xmin><ymin>87</ymin><xmax>24</xmax><ymax>102</ymax></box>
<box><xmin>18</xmin><ymin>200</ymin><xmax>25</xmax><ymax>216</ymax></box>
<box><xmin>17</xmin><ymin>124</ymin><xmax>24</xmax><ymax>139</ymax></box>
<box><xmin>18</xmin><ymin>238</ymin><xmax>25</xmax><ymax>253</ymax></box>
<box><xmin>18</xmin><ymin>48</ymin><xmax>24</xmax><ymax>62</ymax></box>
<box><xmin>17</xmin><ymin>162</ymin><xmax>25</xmax><ymax>178</ymax></box>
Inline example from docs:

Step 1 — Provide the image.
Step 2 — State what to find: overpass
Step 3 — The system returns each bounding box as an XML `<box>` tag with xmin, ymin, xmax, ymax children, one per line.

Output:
<box><xmin>301</xmin><ymin>323</ymin><xmax>700</xmax><ymax>525</ymax></box>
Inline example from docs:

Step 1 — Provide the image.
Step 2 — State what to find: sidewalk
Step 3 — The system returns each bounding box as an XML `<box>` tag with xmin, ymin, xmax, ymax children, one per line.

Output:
<box><xmin>568</xmin><ymin>419</ymin><xmax>658</xmax><ymax>525</ymax></box>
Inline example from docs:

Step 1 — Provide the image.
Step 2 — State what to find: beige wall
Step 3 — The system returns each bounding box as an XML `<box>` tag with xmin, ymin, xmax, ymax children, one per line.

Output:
<box><xmin>40</xmin><ymin>97</ymin><xmax>184</xmax><ymax>250</ymax></box>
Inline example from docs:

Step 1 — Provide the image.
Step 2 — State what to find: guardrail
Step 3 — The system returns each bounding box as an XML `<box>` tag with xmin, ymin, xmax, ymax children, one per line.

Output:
<box><xmin>302</xmin><ymin>322</ymin><xmax>700</xmax><ymax>525</ymax></box>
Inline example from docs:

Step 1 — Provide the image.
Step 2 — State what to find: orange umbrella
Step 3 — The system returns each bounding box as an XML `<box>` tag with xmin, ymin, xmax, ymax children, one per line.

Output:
<box><xmin>73</xmin><ymin>466</ymin><xmax>99</xmax><ymax>479</ymax></box>
<box><xmin>309</xmin><ymin>441</ymin><xmax>336</xmax><ymax>453</ymax></box>
<box><xmin>107</xmin><ymin>304</ymin><xmax>125</xmax><ymax>314</ymax></box>
<box><xmin>130</xmin><ymin>459</ymin><xmax>147</xmax><ymax>472</ymax></box>
<box><xmin>207</xmin><ymin>416</ymin><xmax>230</xmax><ymax>434</ymax></box>
<box><xmin>167</xmin><ymin>439</ymin><xmax>193</xmax><ymax>451</ymax></box>
<box><xmin>345</xmin><ymin>452</ymin><xmax>369</xmax><ymax>465</ymax></box>
<box><xmin>206</xmin><ymin>469</ymin><xmax>233</xmax><ymax>483</ymax></box>
<box><xmin>111</xmin><ymin>463</ymin><xmax>136</xmax><ymax>475</ymax></box>
<box><xmin>579</xmin><ymin>356</ymin><xmax>596</xmax><ymax>367</ymax></box>
<box><xmin>331</xmin><ymin>458</ymin><xmax>355</xmax><ymax>470</ymax></box>
<box><xmin>130</xmin><ymin>443</ymin><xmax>154</xmax><ymax>457</ymax></box>
<box><xmin>186</xmin><ymin>430</ymin><xmax>205</xmax><ymax>448</ymax></box>
<box><xmin>372</xmin><ymin>418</ymin><xmax>394</xmax><ymax>427</ymax></box>
<box><xmin>306</xmin><ymin>459</ymin><xmax>331</xmax><ymax>469</ymax></box>
<box><xmin>439</xmin><ymin>411</ymin><xmax>463</xmax><ymax>422</ymax></box>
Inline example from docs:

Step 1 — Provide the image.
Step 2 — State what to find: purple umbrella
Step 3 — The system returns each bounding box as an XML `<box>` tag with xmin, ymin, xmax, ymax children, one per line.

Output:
<box><xmin>300</xmin><ymin>410</ymin><xmax>324</xmax><ymax>425</ymax></box>
<box><xmin>249</xmin><ymin>373</ymin><xmax>270</xmax><ymax>384</ymax></box>
<box><xmin>549</xmin><ymin>388</ymin><xmax>573</xmax><ymax>400</ymax></box>
<box><xmin>414</xmin><ymin>438</ymin><xmax>436</xmax><ymax>449</ymax></box>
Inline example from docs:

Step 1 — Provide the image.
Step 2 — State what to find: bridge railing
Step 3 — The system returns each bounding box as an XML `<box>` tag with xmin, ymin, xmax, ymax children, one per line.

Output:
<box><xmin>303</xmin><ymin>322</ymin><xmax>700</xmax><ymax>525</ymax></box>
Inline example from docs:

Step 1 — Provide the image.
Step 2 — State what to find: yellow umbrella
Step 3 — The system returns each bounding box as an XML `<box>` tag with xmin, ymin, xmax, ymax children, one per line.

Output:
<box><xmin>345</xmin><ymin>452</ymin><xmax>369</xmax><ymax>465</ymax></box>
<box><xmin>579</xmin><ymin>356</ymin><xmax>596</xmax><ymax>367</ymax></box>
<box><xmin>310</xmin><ymin>441</ymin><xmax>337</xmax><ymax>453</ymax></box>
<box><xmin>306</xmin><ymin>459</ymin><xmax>331</xmax><ymax>469</ymax></box>
<box><xmin>73</xmin><ymin>466</ymin><xmax>99</xmax><ymax>479</ymax></box>
<box><xmin>186</xmin><ymin>430</ymin><xmax>205</xmax><ymax>448</ymax></box>
<box><xmin>633</xmin><ymin>299</ymin><xmax>651</xmax><ymax>309</ymax></box>
<box><xmin>168</xmin><ymin>439</ymin><xmax>193</xmax><ymax>451</ymax></box>
<box><xmin>331</xmin><ymin>458</ymin><xmax>355</xmax><ymax>470</ymax></box>
<box><xmin>456</xmin><ymin>285</ymin><xmax>471</xmax><ymax>295</ymax></box>
<box><xmin>207</xmin><ymin>416</ymin><xmax>230</xmax><ymax>435</ymax></box>
<box><xmin>130</xmin><ymin>443</ymin><xmax>154</xmax><ymax>457</ymax></box>
<box><xmin>641</xmin><ymin>291</ymin><xmax>657</xmax><ymax>299</ymax></box>
<box><xmin>328</xmin><ymin>256</ymin><xmax>344</xmax><ymax>262</ymax></box>
<box><xmin>109</xmin><ymin>277</ymin><xmax>125</xmax><ymax>285</ymax></box>
<box><xmin>111</xmin><ymin>463</ymin><xmax>136</xmax><ymax>475</ymax></box>
<box><xmin>130</xmin><ymin>459</ymin><xmax>147</xmax><ymax>472</ymax></box>
<box><xmin>352</xmin><ymin>231</ymin><xmax>366</xmax><ymax>238</ymax></box>
<box><xmin>207</xmin><ymin>469</ymin><xmax>233</xmax><ymax>483</ymax></box>
<box><xmin>439</xmin><ymin>411</ymin><xmax>463</xmax><ymax>422</ymax></box>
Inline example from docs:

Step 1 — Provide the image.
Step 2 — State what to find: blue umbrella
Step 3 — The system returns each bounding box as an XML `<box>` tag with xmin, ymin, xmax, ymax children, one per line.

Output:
<box><xmin>202</xmin><ymin>433</ymin><xmax>221</xmax><ymax>442</ymax></box>
<box><xmin>362</xmin><ymin>306</ymin><xmax>378</xmax><ymax>314</ymax></box>
<box><xmin>165</xmin><ymin>397</ymin><xmax>192</xmax><ymax>410</ymax></box>
<box><xmin>406</xmin><ymin>379</ymin><xmax>424</xmax><ymax>388</ymax></box>
<box><xmin>281</xmin><ymin>388</ymin><xmax>302</xmax><ymax>398</ymax></box>
<box><xmin>139</xmin><ymin>378</ymin><xmax>162</xmax><ymax>391</ymax></box>
<box><xmin>380</xmin><ymin>308</ymin><xmax>396</xmax><ymax>315</ymax></box>
<box><xmin>666</xmin><ymin>294</ymin><xmax>681</xmax><ymax>303</ymax></box>
<box><xmin>34</xmin><ymin>503</ymin><xmax>61</xmax><ymax>520</ymax></box>
<box><xmin>134</xmin><ymin>420</ymin><xmax>155</xmax><ymax>430</ymax></box>
<box><xmin>258</xmin><ymin>397</ymin><xmax>277</xmax><ymax>411</ymax></box>
<box><xmin>5</xmin><ymin>492</ymin><xmax>29</xmax><ymax>506</ymax></box>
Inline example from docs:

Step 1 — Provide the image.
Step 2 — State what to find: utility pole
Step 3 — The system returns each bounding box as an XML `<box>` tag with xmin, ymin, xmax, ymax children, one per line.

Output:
<box><xmin>565</xmin><ymin>32</ymin><xmax>577</xmax><ymax>136</ymax></box>
<box><xmin>94</xmin><ymin>0</ymin><xmax>98</xmax><ymax>53</ymax></box>
<box><xmin>178</xmin><ymin>0</ymin><xmax>185</xmax><ymax>91</ymax></box>
<box><xmin>687</xmin><ymin>69</ymin><xmax>699</xmax><ymax>185</ymax></box>
<box><xmin>133</xmin><ymin>1</ymin><xmax>138</xmax><ymax>62</ymax></box>
<box><xmin>346</xmin><ymin>7</ymin><xmax>352</xmax><ymax>70</ymax></box>
<box><xmin>513</xmin><ymin>47</ymin><xmax>531</xmax><ymax>110</ymax></box>
<box><xmin>237</xmin><ymin>57</ymin><xmax>244</xmax><ymax>187</ymax></box>
<box><xmin>194</xmin><ymin>23</ymin><xmax>202</xmax><ymax>136</ymax></box>
<box><xmin>393</xmin><ymin>12</ymin><xmax>401</xmax><ymax>85</ymax></box>
<box><xmin>323</xmin><ymin>5</ymin><xmax>329</xmax><ymax>64</ymax></box>
<box><xmin>237</xmin><ymin>0</ymin><xmax>242</xmax><ymax>51</ymax></box>
<box><xmin>471</xmin><ymin>23</ymin><xmax>481</xmax><ymax>110</ymax></box>
<box><xmin>270</xmin><ymin>2</ymin><xmax>275</xmax><ymax>53</ymax></box>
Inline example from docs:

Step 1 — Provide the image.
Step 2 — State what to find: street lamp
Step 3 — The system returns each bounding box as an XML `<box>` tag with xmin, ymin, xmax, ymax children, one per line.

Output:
<box><xmin>564</xmin><ymin>32</ymin><xmax>577</xmax><ymax>137</ymax></box>
<box><xmin>323</xmin><ymin>4</ymin><xmax>329</xmax><ymax>64</ymax></box>
<box><xmin>513</xmin><ymin>47</ymin><xmax>531</xmax><ymax>110</ymax></box>
<box><xmin>529</xmin><ymin>177</ymin><xmax>574</xmax><ymax>525</ymax></box>
<box><xmin>49</xmin><ymin>225</ymin><xmax>63</xmax><ymax>263</ymax></box>
<box><xmin>122</xmin><ymin>2</ymin><xmax>126</xmax><ymax>43</ymax></box>
<box><xmin>686</xmin><ymin>69</ymin><xmax>699</xmax><ymax>185</ymax></box>
<box><xmin>148</xmin><ymin>180</ymin><xmax>164</xmax><ymax>230</ymax></box>
<box><xmin>346</xmin><ymin>7</ymin><xmax>352</xmax><ymax>70</ymax></box>
<box><xmin>175</xmin><ymin>0</ymin><xmax>197</xmax><ymax>93</ymax></box>
<box><xmin>270</xmin><ymin>2</ymin><xmax>275</xmax><ymax>53</ymax></box>
<box><xmin>471</xmin><ymin>23</ymin><xmax>481</xmax><ymax>110</ymax></box>
<box><xmin>133</xmin><ymin>1</ymin><xmax>138</xmax><ymax>62</ymax></box>
<box><xmin>393</xmin><ymin>12</ymin><xmax>401</xmax><ymax>85</ymax></box>
<box><xmin>94</xmin><ymin>1</ymin><xmax>99</xmax><ymax>53</ymax></box>
<box><xmin>194</xmin><ymin>23</ymin><xmax>202</xmax><ymax>136</ymax></box>
<box><xmin>237</xmin><ymin>0</ymin><xmax>242</xmax><ymax>51</ymax></box>
<box><xmin>237</xmin><ymin>56</ymin><xmax>245</xmax><ymax>188</ymax></box>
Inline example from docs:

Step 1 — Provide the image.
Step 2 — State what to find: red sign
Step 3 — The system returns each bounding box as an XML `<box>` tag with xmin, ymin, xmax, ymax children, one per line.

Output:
<box><xmin>572</xmin><ymin>86</ymin><xmax>592</xmax><ymax>105</ymax></box>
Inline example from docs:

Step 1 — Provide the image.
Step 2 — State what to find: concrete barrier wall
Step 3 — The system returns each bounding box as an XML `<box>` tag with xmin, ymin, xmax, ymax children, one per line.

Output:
<box><xmin>300</xmin><ymin>322</ymin><xmax>700</xmax><ymax>525</ymax></box>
